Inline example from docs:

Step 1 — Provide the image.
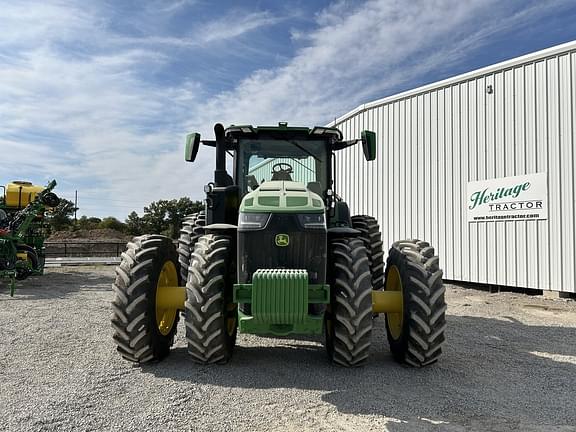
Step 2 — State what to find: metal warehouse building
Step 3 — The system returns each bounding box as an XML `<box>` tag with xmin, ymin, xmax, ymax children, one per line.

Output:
<box><xmin>330</xmin><ymin>41</ymin><xmax>576</xmax><ymax>293</ymax></box>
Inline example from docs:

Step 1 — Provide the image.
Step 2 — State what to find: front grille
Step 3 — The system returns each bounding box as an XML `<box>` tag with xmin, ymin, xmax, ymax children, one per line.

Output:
<box><xmin>237</xmin><ymin>213</ymin><xmax>327</xmax><ymax>284</ymax></box>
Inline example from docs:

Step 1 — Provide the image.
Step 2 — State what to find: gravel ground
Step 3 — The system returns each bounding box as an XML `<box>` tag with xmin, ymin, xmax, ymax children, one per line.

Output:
<box><xmin>1</xmin><ymin>266</ymin><xmax>575</xmax><ymax>432</ymax></box>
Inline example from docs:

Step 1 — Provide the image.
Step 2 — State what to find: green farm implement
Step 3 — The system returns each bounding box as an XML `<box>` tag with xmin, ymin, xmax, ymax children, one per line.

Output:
<box><xmin>112</xmin><ymin>123</ymin><xmax>446</xmax><ymax>367</ymax></box>
<box><xmin>0</xmin><ymin>180</ymin><xmax>60</xmax><ymax>295</ymax></box>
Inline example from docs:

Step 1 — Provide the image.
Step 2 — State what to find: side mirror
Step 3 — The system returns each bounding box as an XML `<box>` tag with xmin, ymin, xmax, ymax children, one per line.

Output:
<box><xmin>361</xmin><ymin>130</ymin><xmax>376</xmax><ymax>161</ymax></box>
<box><xmin>185</xmin><ymin>133</ymin><xmax>201</xmax><ymax>162</ymax></box>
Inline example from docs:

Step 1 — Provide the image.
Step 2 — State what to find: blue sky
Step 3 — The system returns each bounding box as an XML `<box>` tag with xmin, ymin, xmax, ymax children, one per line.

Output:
<box><xmin>1</xmin><ymin>0</ymin><xmax>575</xmax><ymax>219</ymax></box>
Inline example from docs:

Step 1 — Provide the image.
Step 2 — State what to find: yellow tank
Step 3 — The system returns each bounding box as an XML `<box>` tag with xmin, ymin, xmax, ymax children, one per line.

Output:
<box><xmin>4</xmin><ymin>181</ymin><xmax>44</xmax><ymax>208</ymax></box>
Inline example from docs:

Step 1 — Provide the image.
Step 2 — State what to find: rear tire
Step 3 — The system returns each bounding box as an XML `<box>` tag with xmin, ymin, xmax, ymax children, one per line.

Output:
<box><xmin>384</xmin><ymin>239</ymin><xmax>446</xmax><ymax>367</ymax></box>
<box><xmin>177</xmin><ymin>211</ymin><xmax>205</xmax><ymax>282</ymax></box>
<box><xmin>325</xmin><ymin>237</ymin><xmax>373</xmax><ymax>367</ymax></box>
<box><xmin>185</xmin><ymin>234</ymin><xmax>237</xmax><ymax>364</ymax></box>
<box><xmin>351</xmin><ymin>215</ymin><xmax>384</xmax><ymax>290</ymax></box>
<box><xmin>111</xmin><ymin>235</ymin><xmax>181</xmax><ymax>364</ymax></box>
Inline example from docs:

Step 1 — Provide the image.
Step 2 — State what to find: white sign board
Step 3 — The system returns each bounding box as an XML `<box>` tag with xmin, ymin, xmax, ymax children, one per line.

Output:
<box><xmin>467</xmin><ymin>173</ymin><xmax>548</xmax><ymax>222</ymax></box>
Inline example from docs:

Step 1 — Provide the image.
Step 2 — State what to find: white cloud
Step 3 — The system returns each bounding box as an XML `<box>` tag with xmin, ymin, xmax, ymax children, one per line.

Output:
<box><xmin>0</xmin><ymin>0</ymin><xmax>571</xmax><ymax>219</ymax></box>
<box><xmin>109</xmin><ymin>10</ymin><xmax>288</xmax><ymax>48</ymax></box>
<box><xmin>0</xmin><ymin>1</ymin><xmax>209</xmax><ymax>215</ymax></box>
<box><xmin>151</xmin><ymin>0</ymin><xmax>198</xmax><ymax>14</ymax></box>
<box><xmin>198</xmin><ymin>11</ymin><xmax>285</xmax><ymax>43</ymax></box>
<box><xmin>0</xmin><ymin>1</ymin><xmax>99</xmax><ymax>48</ymax></box>
<box><xmin>192</xmin><ymin>0</ymin><xmax>569</xmax><ymax>129</ymax></box>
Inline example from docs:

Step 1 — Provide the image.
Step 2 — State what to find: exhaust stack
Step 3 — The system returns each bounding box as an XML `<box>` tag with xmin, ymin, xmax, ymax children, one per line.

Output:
<box><xmin>214</xmin><ymin>123</ymin><xmax>228</xmax><ymax>187</ymax></box>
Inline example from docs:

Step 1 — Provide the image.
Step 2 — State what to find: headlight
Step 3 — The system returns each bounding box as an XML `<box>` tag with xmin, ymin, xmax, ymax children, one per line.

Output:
<box><xmin>297</xmin><ymin>213</ymin><xmax>326</xmax><ymax>229</ymax></box>
<box><xmin>238</xmin><ymin>212</ymin><xmax>270</xmax><ymax>230</ymax></box>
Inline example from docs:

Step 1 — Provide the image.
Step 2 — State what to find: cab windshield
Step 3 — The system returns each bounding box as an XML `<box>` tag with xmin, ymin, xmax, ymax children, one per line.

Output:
<box><xmin>237</xmin><ymin>139</ymin><xmax>328</xmax><ymax>196</ymax></box>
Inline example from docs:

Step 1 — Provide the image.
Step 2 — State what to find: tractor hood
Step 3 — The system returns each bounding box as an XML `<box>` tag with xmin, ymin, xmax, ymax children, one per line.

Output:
<box><xmin>240</xmin><ymin>181</ymin><xmax>324</xmax><ymax>213</ymax></box>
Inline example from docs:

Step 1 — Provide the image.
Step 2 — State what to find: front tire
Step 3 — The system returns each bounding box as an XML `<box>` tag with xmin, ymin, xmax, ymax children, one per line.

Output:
<box><xmin>185</xmin><ymin>234</ymin><xmax>237</xmax><ymax>364</ymax></box>
<box><xmin>111</xmin><ymin>235</ymin><xmax>181</xmax><ymax>364</ymax></box>
<box><xmin>325</xmin><ymin>237</ymin><xmax>373</xmax><ymax>367</ymax></box>
<box><xmin>384</xmin><ymin>239</ymin><xmax>446</xmax><ymax>367</ymax></box>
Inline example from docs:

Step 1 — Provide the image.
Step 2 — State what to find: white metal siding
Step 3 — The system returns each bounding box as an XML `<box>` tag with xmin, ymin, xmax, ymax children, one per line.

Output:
<box><xmin>331</xmin><ymin>42</ymin><xmax>576</xmax><ymax>292</ymax></box>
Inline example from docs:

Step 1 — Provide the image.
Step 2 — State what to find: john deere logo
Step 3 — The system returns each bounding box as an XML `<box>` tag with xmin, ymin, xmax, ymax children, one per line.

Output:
<box><xmin>275</xmin><ymin>234</ymin><xmax>289</xmax><ymax>247</ymax></box>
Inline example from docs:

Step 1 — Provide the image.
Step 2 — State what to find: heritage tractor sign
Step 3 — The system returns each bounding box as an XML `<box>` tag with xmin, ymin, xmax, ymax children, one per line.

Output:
<box><xmin>467</xmin><ymin>172</ymin><xmax>548</xmax><ymax>222</ymax></box>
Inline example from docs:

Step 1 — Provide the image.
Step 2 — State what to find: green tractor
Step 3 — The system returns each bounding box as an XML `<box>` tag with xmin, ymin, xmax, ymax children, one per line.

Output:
<box><xmin>0</xmin><ymin>180</ymin><xmax>60</xmax><ymax>296</ymax></box>
<box><xmin>112</xmin><ymin>123</ymin><xmax>446</xmax><ymax>367</ymax></box>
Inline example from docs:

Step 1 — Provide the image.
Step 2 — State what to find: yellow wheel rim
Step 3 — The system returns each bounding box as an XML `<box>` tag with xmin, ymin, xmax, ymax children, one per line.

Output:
<box><xmin>386</xmin><ymin>265</ymin><xmax>404</xmax><ymax>340</ymax></box>
<box><xmin>156</xmin><ymin>261</ymin><xmax>179</xmax><ymax>336</ymax></box>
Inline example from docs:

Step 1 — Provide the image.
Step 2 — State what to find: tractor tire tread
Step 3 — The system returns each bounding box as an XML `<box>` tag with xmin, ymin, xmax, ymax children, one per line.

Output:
<box><xmin>111</xmin><ymin>234</ymin><xmax>179</xmax><ymax>364</ymax></box>
<box><xmin>326</xmin><ymin>237</ymin><xmax>373</xmax><ymax>367</ymax></box>
<box><xmin>185</xmin><ymin>234</ymin><xmax>236</xmax><ymax>364</ymax></box>
<box><xmin>385</xmin><ymin>238</ymin><xmax>446</xmax><ymax>367</ymax></box>
<box><xmin>177</xmin><ymin>211</ymin><xmax>205</xmax><ymax>282</ymax></box>
<box><xmin>351</xmin><ymin>215</ymin><xmax>385</xmax><ymax>291</ymax></box>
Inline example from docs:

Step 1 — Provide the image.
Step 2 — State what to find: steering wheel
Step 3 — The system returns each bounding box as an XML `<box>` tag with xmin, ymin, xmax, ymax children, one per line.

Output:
<box><xmin>272</xmin><ymin>162</ymin><xmax>293</xmax><ymax>174</ymax></box>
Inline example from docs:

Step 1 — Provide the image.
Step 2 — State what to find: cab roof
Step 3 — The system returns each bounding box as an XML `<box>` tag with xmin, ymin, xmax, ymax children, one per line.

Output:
<box><xmin>224</xmin><ymin>122</ymin><xmax>343</xmax><ymax>142</ymax></box>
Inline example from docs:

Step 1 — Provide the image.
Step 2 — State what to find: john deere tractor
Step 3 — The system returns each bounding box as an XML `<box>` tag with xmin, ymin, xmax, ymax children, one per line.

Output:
<box><xmin>112</xmin><ymin>123</ymin><xmax>446</xmax><ymax>367</ymax></box>
<box><xmin>0</xmin><ymin>180</ymin><xmax>60</xmax><ymax>295</ymax></box>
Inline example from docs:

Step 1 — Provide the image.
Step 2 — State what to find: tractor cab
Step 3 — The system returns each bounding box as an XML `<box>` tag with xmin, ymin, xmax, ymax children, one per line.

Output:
<box><xmin>231</xmin><ymin>124</ymin><xmax>333</xmax><ymax>198</ymax></box>
<box><xmin>185</xmin><ymin>122</ymin><xmax>376</xmax><ymax>228</ymax></box>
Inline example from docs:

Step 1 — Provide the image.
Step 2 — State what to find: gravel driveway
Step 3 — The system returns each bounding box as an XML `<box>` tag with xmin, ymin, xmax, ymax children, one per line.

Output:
<box><xmin>1</xmin><ymin>266</ymin><xmax>575</xmax><ymax>432</ymax></box>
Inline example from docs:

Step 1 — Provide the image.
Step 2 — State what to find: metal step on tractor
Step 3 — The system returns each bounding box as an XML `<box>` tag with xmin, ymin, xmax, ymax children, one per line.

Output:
<box><xmin>0</xmin><ymin>180</ymin><xmax>60</xmax><ymax>296</ymax></box>
<box><xmin>112</xmin><ymin>123</ymin><xmax>446</xmax><ymax>367</ymax></box>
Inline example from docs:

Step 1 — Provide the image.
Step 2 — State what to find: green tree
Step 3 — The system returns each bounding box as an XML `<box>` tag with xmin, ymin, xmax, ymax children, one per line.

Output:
<box><xmin>46</xmin><ymin>198</ymin><xmax>76</xmax><ymax>232</ymax></box>
<box><xmin>141</xmin><ymin>200</ymin><xmax>169</xmax><ymax>234</ymax></box>
<box><xmin>166</xmin><ymin>197</ymin><xmax>203</xmax><ymax>238</ymax></box>
<box><xmin>77</xmin><ymin>216</ymin><xmax>101</xmax><ymax>230</ymax></box>
<box><xmin>99</xmin><ymin>217</ymin><xmax>127</xmax><ymax>232</ymax></box>
<box><xmin>125</xmin><ymin>211</ymin><xmax>145</xmax><ymax>236</ymax></box>
<box><xmin>141</xmin><ymin>198</ymin><xmax>203</xmax><ymax>238</ymax></box>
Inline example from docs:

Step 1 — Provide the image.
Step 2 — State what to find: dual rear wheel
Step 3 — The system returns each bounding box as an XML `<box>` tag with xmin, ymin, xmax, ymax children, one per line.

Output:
<box><xmin>323</xmin><ymin>235</ymin><xmax>446</xmax><ymax>368</ymax></box>
<box><xmin>111</xmin><ymin>233</ymin><xmax>237</xmax><ymax>364</ymax></box>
